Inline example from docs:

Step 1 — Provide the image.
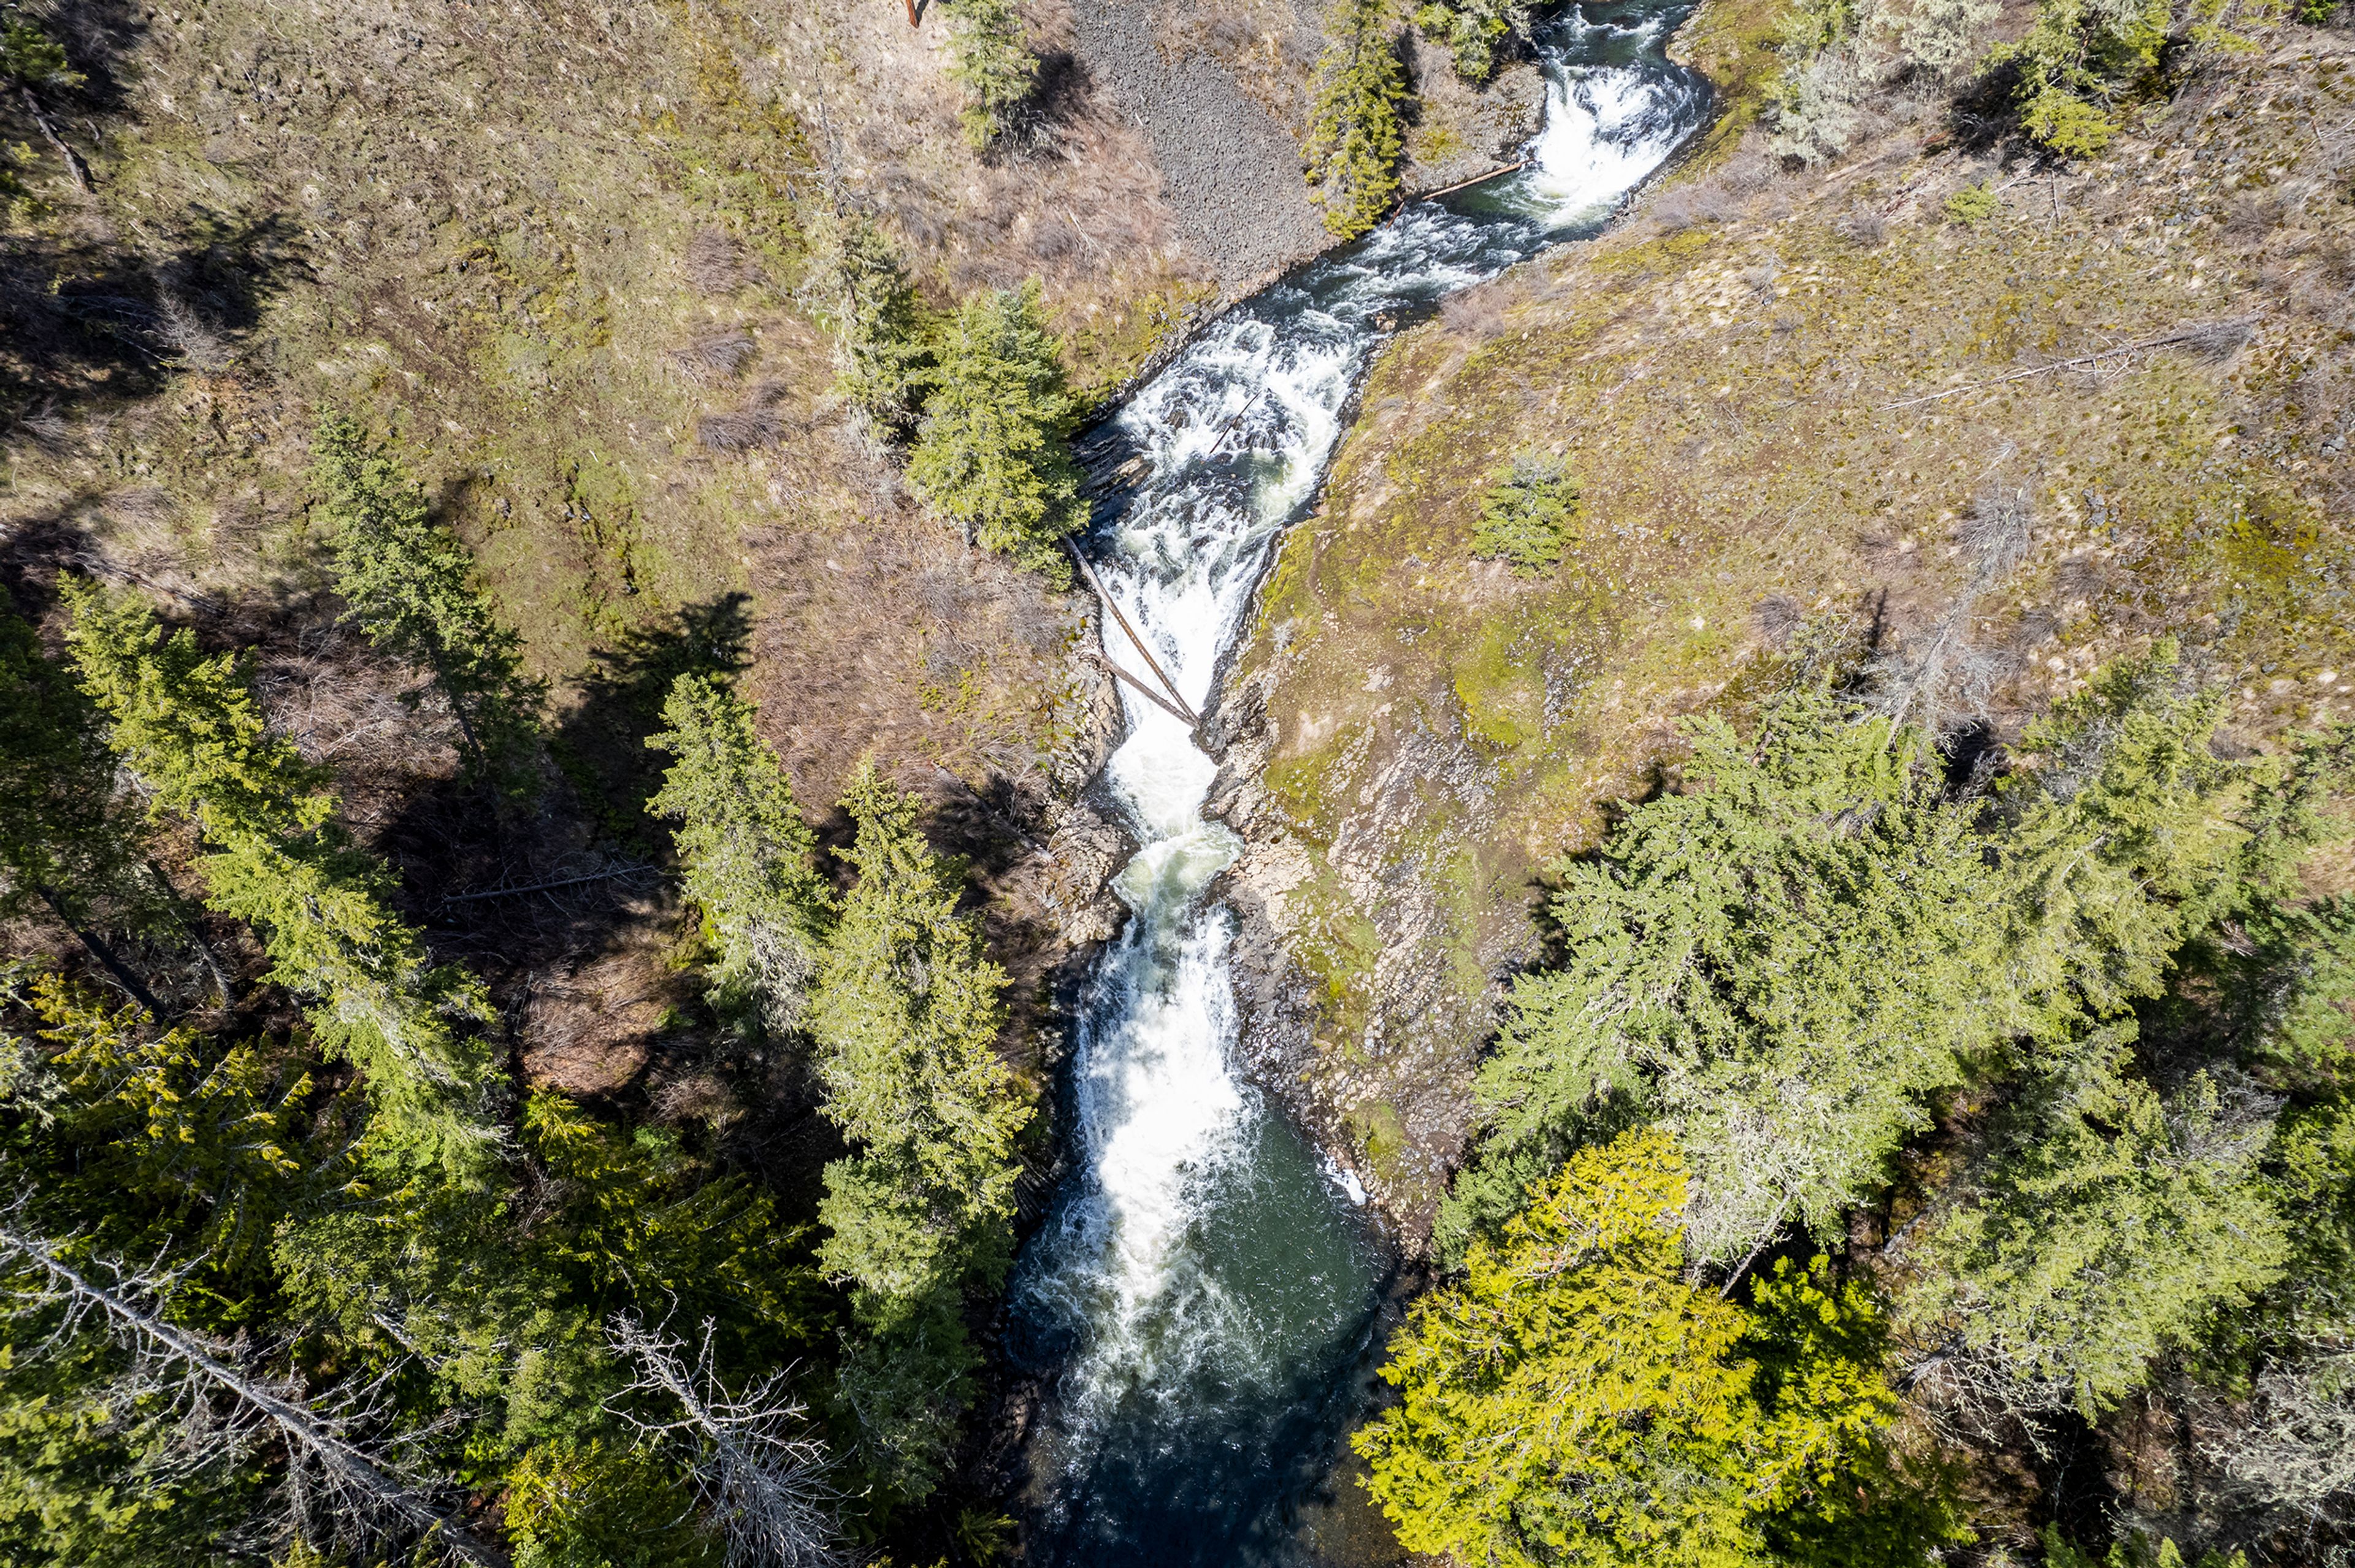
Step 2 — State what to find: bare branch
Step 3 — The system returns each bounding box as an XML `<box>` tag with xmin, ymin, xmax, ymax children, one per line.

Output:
<box><xmin>607</xmin><ymin>1314</ymin><xmax>844</xmax><ymax>1568</ymax></box>
<box><xmin>0</xmin><ymin>1221</ymin><xmax>502</xmax><ymax>1566</ymax></box>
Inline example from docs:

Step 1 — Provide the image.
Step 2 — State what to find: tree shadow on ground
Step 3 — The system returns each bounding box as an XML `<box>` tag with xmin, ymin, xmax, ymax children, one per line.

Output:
<box><xmin>550</xmin><ymin>592</ymin><xmax>756</xmax><ymax>852</ymax></box>
<box><xmin>1</xmin><ymin>206</ymin><xmax>309</xmax><ymax>427</ymax></box>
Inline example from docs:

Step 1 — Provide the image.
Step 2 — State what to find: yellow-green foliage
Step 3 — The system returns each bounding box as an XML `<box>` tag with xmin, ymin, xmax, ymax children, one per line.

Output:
<box><xmin>0</xmin><ymin>10</ymin><xmax>79</xmax><ymax>90</ymax></box>
<box><xmin>1307</xmin><ymin>0</ymin><xmax>1410</xmax><ymax>240</ymax></box>
<box><xmin>1943</xmin><ymin>180</ymin><xmax>1999</xmax><ymax>222</ymax></box>
<box><xmin>1354</xmin><ymin>1130</ymin><xmax>1919</xmax><ymax>1568</ymax></box>
<box><xmin>507</xmin><ymin>1439</ymin><xmax>719</xmax><ymax>1568</ymax></box>
<box><xmin>1472</xmin><ymin>452</ymin><xmax>1581</xmax><ymax>575</ymax></box>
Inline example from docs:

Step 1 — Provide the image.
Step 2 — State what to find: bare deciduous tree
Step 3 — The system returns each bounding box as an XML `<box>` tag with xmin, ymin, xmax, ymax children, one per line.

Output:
<box><xmin>607</xmin><ymin>1314</ymin><xmax>844</xmax><ymax>1568</ymax></box>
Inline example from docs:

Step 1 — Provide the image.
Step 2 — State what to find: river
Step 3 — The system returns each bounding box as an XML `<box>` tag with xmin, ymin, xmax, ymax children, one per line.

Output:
<box><xmin>1003</xmin><ymin>9</ymin><xmax>1712</xmax><ymax>1562</ymax></box>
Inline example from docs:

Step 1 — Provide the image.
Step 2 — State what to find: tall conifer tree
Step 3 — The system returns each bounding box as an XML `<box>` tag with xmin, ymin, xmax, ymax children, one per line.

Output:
<box><xmin>62</xmin><ymin>579</ymin><xmax>502</xmax><ymax>1180</ymax></box>
<box><xmin>646</xmin><ymin>672</ymin><xmax>832</xmax><ymax>1036</ymax></box>
<box><xmin>906</xmin><ymin>282</ymin><xmax>1086</xmax><ymax>587</ymax></box>
<box><xmin>312</xmin><ymin>415</ymin><xmax>543</xmax><ymax>795</ymax></box>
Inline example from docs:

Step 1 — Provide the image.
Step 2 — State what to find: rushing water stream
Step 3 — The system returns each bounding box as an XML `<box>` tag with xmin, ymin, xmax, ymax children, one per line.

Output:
<box><xmin>1005</xmin><ymin>9</ymin><xmax>1710</xmax><ymax>1562</ymax></box>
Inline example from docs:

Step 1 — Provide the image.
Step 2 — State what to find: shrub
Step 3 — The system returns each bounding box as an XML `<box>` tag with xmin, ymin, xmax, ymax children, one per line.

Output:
<box><xmin>940</xmin><ymin>0</ymin><xmax>1036</xmax><ymax>148</ymax></box>
<box><xmin>1306</xmin><ymin>0</ymin><xmax>1409</xmax><ymax>240</ymax></box>
<box><xmin>1943</xmin><ymin>178</ymin><xmax>1999</xmax><ymax>222</ymax></box>
<box><xmin>1884</xmin><ymin>0</ymin><xmax>2000</xmax><ymax>75</ymax></box>
<box><xmin>1771</xmin><ymin>50</ymin><xmax>1867</xmax><ymax>165</ymax></box>
<box><xmin>906</xmin><ymin>281</ymin><xmax>1086</xmax><ymax>586</ymax></box>
<box><xmin>1471</xmin><ymin>453</ymin><xmax>1579</xmax><ymax>575</ymax></box>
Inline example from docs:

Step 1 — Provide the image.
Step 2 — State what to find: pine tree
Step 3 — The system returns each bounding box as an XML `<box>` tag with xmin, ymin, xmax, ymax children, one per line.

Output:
<box><xmin>311</xmin><ymin>415</ymin><xmax>543</xmax><ymax>795</ymax></box>
<box><xmin>805</xmin><ymin>208</ymin><xmax>933</xmax><ymax>432</ymax></box>
<box><xmin>1306</xmin><ymin>0</ymin><xmax>1409</xmax><ymax>240</ymax></box>
<box><xmin>647</xmin><ymin>673</ymin><xmax>833</xmax><ymax>1038</ymax></box>
<box><xmin>1355</xmin><ymin>1130</ymin><xmax>1923</xmax><ymax>1568</ymax></box>
<box><xmin>939</xmin><ymin>0</ymin><xmax>1036</xmax><ymax>147</ymax></box>
<box><xmin>61</xmin><ymin>579</ymin><xmax>503</xmax><ymax>1181</ymax></box>
<box><xmin>906</xmin><ymin>281</ymin><xmax>1086</xmax><ymax>587</ymax></box>
<box><xmin>806</xmin><ymin>762</ymin><xmax>1031</xmax><ymax>1496</ymax></box>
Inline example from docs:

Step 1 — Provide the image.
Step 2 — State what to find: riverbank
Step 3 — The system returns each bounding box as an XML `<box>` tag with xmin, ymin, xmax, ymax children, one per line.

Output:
<box><xmin>1207</xmin><ymin>3</ymin><xmax>2355</xmax><ymax>1253</ymax></box>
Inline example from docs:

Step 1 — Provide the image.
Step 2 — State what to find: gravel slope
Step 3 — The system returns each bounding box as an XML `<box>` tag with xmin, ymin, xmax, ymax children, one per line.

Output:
<box><xmin>1067</xmin><ymin>0</ymin><xmax>1329</xmax><ymax>288</ymax></box>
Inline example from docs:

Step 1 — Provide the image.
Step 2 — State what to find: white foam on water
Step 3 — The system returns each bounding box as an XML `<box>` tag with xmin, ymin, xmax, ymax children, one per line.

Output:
<box><xmin>1013</xmin><ymin>4</ymin><xmax>1711</xmax><ymax>1524</ymax></box>
<box><xmin>1526</xmin><ymin>44</ymin><xmax>1698</xmax><ymax>223</ymax></box>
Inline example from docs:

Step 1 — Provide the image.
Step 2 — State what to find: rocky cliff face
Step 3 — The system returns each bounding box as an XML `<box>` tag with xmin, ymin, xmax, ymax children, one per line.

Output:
<box><xmin>1207</xmin><ymin>9</ymin><xmax>2355</xmax><ymax>1247</ymax></box>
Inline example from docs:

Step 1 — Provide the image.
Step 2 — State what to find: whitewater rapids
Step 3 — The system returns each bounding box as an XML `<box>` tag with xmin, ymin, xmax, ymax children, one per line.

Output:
<box><xmin>1006</xmin><ymin>8</ymin><xmax>1710</xmax><ymax>1562</ymax></box>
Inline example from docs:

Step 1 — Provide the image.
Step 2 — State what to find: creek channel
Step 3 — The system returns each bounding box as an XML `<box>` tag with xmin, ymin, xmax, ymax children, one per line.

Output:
<box><xmin>1003</xmin><ymin>8</ymin><xmax>1711</xmax><ymax>1562</ymax></box>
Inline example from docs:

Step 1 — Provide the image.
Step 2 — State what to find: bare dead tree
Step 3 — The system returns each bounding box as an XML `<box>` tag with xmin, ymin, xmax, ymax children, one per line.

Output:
<box><xmin>1894</xmin><ymin>1329</ymin><xmax>2067</xmax><ymax>1455</ymax></box>
<box><xmin>2205</xmin><ymin>1348</ymin><xmax>2355</xmax><ymax>1517</ymax></box>
<box><xmin>0</xmin><ymin>1219</ymin><xmax>501</xmax><ymax>1566</ymax></box>
<box><xmin>1870</xmin><ymin>484</ymin><xmax>2035</xmax><ymax>741</ymax></box>
<box><xmin>607</xmin><ymin>1314</ymin><xmax>844</xmax><ymax>1568</ymax></box>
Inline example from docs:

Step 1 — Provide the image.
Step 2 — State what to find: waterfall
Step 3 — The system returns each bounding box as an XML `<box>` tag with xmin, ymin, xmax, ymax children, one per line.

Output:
<box><xmin>1006</xmin><ymin>8</ymin><xmax>1710</xmax><ymax>1561</ymax></box>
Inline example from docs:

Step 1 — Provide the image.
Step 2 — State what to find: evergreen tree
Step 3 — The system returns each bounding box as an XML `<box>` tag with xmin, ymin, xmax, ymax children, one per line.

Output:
<box><xmin>1471</xmin><ymin>452</ymin><xmax>1580</xmax><ymax>576</ymax></box>
<box><xmin>1355</xmin><ymin>1130</ymin><xmax>1931</xmax><ymax>1568</ymax></box>
<box><xmin>1982</xmin><ymin>0</ymin><xmax>2169</xmax><ymax>158</ymax></box>
<box><xmin>311</xmin><ymin>414</ymin><xmax>543</xmax><ymax>795</ymax></box>
<box><xmin>0</xmin><ymin>973</ymin><xmax>328</xmax><ymax>1567</ymax></box>
<box><xmin>807</xmin><ymin>762</ymin><xmax>1032</xmax><ymax>1496</ymax></box>
<box><xmin>1452</xmin><ymin>678</ymin><xmax>2013</xmax><ymax>1264</ymax></box>
<box><xmin>1909</xmin><ymin>1046</ymin><xmax>2288</xmax><ymax>1420</ymax></box>
<box><xmin>806</xmin><ymin>207</ymin><xmax>933</xmax><ymax>432</ymax></box>
<box><xmin>1996</xmin><ymin>642</ymin><xmax>2335</xmax><ymax>1031</ymax></box>
<box><xmin>1412</xmin><ymin>0</ymin><xmax>1528</xmax><ymax>82</ymax></box>
<box><xmin>646</xmin><ymin>672</ymin><xmax>833</xmax><ymax>1038</ymax></box>
<box><xmin>62</xmin><ymin>579</ymin><xmax>504</xmax><ymax>1181</ymax></box>
<box><xmin>0</xmin><ymin>7</ymin><xmax>80</xmax><ymax>91</ymax></box>
<box><xmin>906</xmin><ymin>281</ymin><xmax>1086</xmax><ymax>587</ymax></box>
<box><xmin>1449</xmin><ymin>644</ymin><xmax>2354</xmax><ymax>1270</ymax></box>
<box><xmin>0</xmin><ymin>597</ymin><xmax>166</xmax><ymax>1012</ymax></box>
<box><xmin>940</xmin><ymin>0</ymin><xmax>1036</xmax><ymax>147</ymax></box>
<box><xmin>1306</xmin><ymin>0</ymin><xmax>1409</xmax><ymax>239</ymax></box>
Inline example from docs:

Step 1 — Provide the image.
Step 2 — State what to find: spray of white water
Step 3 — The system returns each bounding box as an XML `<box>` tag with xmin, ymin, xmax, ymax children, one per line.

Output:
<box><xmin>1009</xmin><ymin>9</ymin><xmax>1707</xmax><ymax>1559</ymax></box>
